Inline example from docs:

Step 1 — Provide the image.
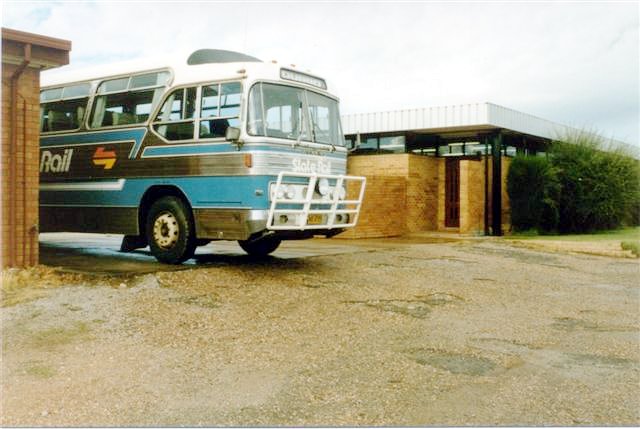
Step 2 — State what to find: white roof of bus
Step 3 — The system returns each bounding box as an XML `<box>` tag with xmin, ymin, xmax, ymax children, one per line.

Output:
<box><xmin>41</xmin><ymin>49</ymin><xmax>333</xmax><ymax>93</ymax></box>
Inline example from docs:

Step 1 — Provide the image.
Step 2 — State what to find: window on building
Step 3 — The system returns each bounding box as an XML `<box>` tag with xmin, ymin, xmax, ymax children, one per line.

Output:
<box><xmin>463</xmin><ymin>142</ymin><xmax>484</xmax><ymax>156</ymax></box>
<box><xmin>439</xmin><ymin>143</ymin><xmax>464</xmax><ymax>156</ymax></box>
<box><xmin>379</xmin><ymin>136</ymin><xmax>405</xmax><ymax>153</ymax></box>
<box><xmin>40</xmin><ymin>83</ymin><xmax>91</xmax><ymax>132</ymax></box>
<box><xmin>504</xmin><ymin>145</ymin><xmax>517</xmax><ymax>157</ymax></box>
<box><xmin>411</xmin><ymin>147</ymin><xmax>437</xmax><ymax>156</ymax></box>
<box><xmin>90</xmin><ymin>70</ymin><xmax>170</xmax><ymax>128</ymax></box>
<box><xmin>358</xmin><ymin>137</ymin><xmax>378</xmax><ymax>152</ymax></box>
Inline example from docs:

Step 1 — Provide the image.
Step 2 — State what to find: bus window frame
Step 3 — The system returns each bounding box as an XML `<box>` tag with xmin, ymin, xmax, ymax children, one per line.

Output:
<box><xmin>246</xmin><ymin>80</ymin><xmax>344</xmax><ymax>147</ymax></box>
<box><xmin>87</xmin><ymin>68</ymin><xmax>173</xmax><ymax>132</ymax></box>
<box><xmin>40</xmin><ymin>81</ymin><xmax>94</xmax><ymax>135</ymax></box>
<box><xmin>150</xmin><ymin>79</ymin><xmax>244</xmax><ymax>144</ymax></box>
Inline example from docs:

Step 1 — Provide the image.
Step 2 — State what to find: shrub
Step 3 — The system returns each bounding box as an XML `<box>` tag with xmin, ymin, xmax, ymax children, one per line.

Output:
<box><xmin>621</xmin><ymin>241</ymin><xmax>640</xmax><ymax>258</ymax></box>
<box><xmin>550</xmin><ymin>133</ymin><xmax>640</xmax><ymax>233</ymax></box>
<box><xmin>506</xmin><ymin>131</ymin><xmax>640</xmax><ymax>234</ymax></box>
<box><xmin>507</xmin><ymin>155</ymin><xmax>560</xmax><ymax>232</ymax></box>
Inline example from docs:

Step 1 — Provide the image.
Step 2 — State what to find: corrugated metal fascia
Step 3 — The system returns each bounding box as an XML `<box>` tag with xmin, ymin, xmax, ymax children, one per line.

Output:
<box><xmin>486</xmin><ymin>103</ymin><xmax>637</xmax><ymax>156</ymax></box>
<box><xmin>341</xmin><ymin>103</ymin><xmax>490</xmax><ymax>135</ymax></box>
<box><xmin>485</xmin><ymin>103</ymin><xmax>568</xmax><ymax>140</ymax></box>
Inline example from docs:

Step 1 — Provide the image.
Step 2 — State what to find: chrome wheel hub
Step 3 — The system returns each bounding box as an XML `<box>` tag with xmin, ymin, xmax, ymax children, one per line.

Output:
<box><xmin>153</xmin><ymin>212</ymin><xmax>179</xmax><ymax>249</ymax></box>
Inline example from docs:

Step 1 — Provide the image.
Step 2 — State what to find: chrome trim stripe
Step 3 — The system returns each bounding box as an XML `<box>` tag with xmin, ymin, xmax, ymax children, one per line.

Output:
<box><xmin>40</xmin><ymin>204</ymin><xmax>137</xmax><ymax>208</ymax></box>
<box><xmin>191</xmin><ymin>205</ymin><xmax>253</xmax><ymax>209</ymax></box>
<box><xmin>141</xmin><ymin>142</ymin><xmax>230</xmax><ymax>158</ymax></box>
<box><xmin>140</xmin><ymin>144</ymin><xmax>346</xmax><ymax>159</ymax></box>
<box><xmin>40</xmin><ymin>179</ymin><xmax>126</xmax><ymax>191</ymax></box>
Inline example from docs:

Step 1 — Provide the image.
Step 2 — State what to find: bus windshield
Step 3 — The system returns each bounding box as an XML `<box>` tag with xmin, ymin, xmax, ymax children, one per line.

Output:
<box><xmin>248</xmin><ymin>82</ymin><xmax>344</xmax><ymax>146</ymax></box>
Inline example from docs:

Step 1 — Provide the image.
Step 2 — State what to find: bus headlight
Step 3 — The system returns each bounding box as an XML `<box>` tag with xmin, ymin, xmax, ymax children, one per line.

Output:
<box><xmin>270</xmin><ymin>183</ymin><xmax>302</xmax><ymax>200</ymax></box>
<box><xmin>316</xmin><ymin>178</ymin><xmax>330</xmax><ymax>196</ymax></box>
<box><xmin>284</xmin><ymin>185</ymin><xmax>295</xmax><ymax>199</ymax></box>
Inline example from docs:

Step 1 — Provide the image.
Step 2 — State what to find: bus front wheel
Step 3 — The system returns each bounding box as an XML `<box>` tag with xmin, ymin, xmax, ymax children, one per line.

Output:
<box><xmin>145</xmin><ymin>196</ymin><xmax>196</xmax><ymax>264</ymax></box>
<box><xmin>238</xmin><ymin>237</ymin><xmax>281</xmax><ymax>257</ymax></box>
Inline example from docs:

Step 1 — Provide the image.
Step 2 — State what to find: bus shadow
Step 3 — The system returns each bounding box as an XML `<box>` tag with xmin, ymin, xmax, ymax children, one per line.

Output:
<box><xmin>39</xmin><ymin>237</ymin><xmax>312</xmax><ymax>276</ymax></box>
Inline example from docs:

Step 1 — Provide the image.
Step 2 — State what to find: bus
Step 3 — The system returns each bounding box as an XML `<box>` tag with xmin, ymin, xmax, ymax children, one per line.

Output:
<box><xmin>39</xmin><ymin>49</ymin><xmax>366</xmax><ymax>264</ymax></box>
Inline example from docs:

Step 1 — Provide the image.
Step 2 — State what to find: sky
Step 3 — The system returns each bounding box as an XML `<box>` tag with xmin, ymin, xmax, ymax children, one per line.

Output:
<box><xmin>3</xmin><ymin>1</ymin><xmax>639</xmax><ymax>146</ymax></box>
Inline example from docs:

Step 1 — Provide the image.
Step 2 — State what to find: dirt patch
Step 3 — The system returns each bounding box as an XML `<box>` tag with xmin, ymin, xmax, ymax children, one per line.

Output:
<box><xmin>0</xmin><ymin>266</ymin><xmax>93</xmax><ymax>307</ymax></box>
<box><xmin>407</xmin><ymin>348</ymin><xmax>497</xmax><ymax>376</ymax></box>
<box><xmin>1</xmin><ymin>239</ymin><xmax>639</xmax><ymax>426</ymax></box>
<box><xmin>345</xmin><ymin>293</ymin><xmax>463</xmax><ymax>319</ymax></box>
<box><xmin>509</xmin><ymin>239</ymin><xmax>638</xmax><ymax>259</ymax></box>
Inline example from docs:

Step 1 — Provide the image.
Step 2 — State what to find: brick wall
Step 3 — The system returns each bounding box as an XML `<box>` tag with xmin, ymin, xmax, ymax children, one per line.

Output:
<box><xmin>345</xmin><ymin>153</ymin><xmax>513</xmax><ymax>238</ymax></box>
<box><xmin>459</xmin><ymin>158</ymin><xmax>486</xmax><ymax>235</ymax></box>
<box><xmin>436</xmin><ymin>159</ymin><xmax>446</xmax><ymax>231</ymax></box>
<box><xmin>406</xmin><ymin>155</ymin><xmax>439</xmax><ymax>232</ymax></box>
<box><xmin>340</xmin><ymin>175</ymin><xmax>407</xmax><ymax>238</ymax></box>
<box><xmin>2</xmin><ymin>63</ymin><xmax>41</xmax><ymax>267</ymax></box>
<box><xmin>343</xmin><ymin>154</ymin><xmax>410</xmax><ymax>237</ymax></box>
<box><xmin>344</xmin><ymin>154</ymin><xmax>439</xmax><ymax>238</ymax></box>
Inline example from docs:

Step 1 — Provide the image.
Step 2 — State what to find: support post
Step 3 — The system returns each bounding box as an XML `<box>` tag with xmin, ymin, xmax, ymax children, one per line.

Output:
<box><xmin>491</xmin><ymin>133</ymin><xmax>503</xmax><ymax>236</ymax></box>
<box><xmin>483</xmin><ymin>136</ymin><xmax>490</xmax><ymax>236</ymax></box>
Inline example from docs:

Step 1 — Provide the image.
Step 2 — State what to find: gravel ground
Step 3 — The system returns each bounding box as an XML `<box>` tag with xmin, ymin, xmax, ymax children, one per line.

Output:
<box><xmin>1</xmin><ymin>238</ymin><xmax>639</xmax><ymax>426</ymax></box>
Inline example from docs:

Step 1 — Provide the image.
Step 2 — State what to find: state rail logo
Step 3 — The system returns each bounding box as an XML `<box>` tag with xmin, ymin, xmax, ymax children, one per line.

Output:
<box><xmin>92</xmin><ymin>147</ymin><xmax>117</xmax><ymax>169</ymax></box>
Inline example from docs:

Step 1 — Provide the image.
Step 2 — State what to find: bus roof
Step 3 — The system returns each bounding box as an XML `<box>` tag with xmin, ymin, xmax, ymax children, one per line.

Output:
<box><xmin>41</xmin><ymin>49</ymin><xmax>333</xmax><ymax>94</ymax></box>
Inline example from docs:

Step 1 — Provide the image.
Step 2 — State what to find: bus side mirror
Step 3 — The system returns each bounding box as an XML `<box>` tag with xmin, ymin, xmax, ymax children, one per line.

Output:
<box><xmin>348</xmin><ymin>135</ymin><xmax>361</xmax><ymax>153</ymax></box>
<box><xmin>225</xmin><ymin>126</ymin><xmax>241</xmax><ymax>142</ymax></box>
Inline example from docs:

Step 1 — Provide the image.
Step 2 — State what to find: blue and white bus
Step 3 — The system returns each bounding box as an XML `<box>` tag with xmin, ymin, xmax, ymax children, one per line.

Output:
<box><xmin>39</xmin><ymin>49</ymin><xmax>366</xmax><ymax>263</ymax></box>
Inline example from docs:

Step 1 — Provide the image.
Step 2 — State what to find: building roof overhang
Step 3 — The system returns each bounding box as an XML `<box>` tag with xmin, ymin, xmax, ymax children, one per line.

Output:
<box><xmin>342</xmin><ymin>102</ymin><xmax>637</xmax><ymax>155</ymax></box>
<box><xmin>2</xmin><ymin>27</ymin><xmax>71</xmax><ymax>70</ymax></box>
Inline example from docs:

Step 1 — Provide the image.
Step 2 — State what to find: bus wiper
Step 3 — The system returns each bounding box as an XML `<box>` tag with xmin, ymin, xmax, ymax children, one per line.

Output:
<box><xmin>309</xmin><ymin>113</ymin><xmax>335</xmax><ymax>152</ymax></box>
<box><xmin>293</xmin><ymin>124</ymin><xmax>302</xmax><ymax>148</ymax></box>
<box><xmin>293</xmin><ymin>102</ymin><xmax>303</xmax><ymax>149</ymax></box>
<box><xmin>309</xmin><ymin>114</ymin><xmax>317</xmax><ymax>142</ymax></box>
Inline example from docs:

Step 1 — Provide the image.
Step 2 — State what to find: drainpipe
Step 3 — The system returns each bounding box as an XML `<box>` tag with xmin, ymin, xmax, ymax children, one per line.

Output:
<box><xmin>8</xmin><ymin>43</ymin><xmax>31</xmax><ymax>267</ymax></box>
<box><xmin>20</xmin><ymin>94</ymin><xmax>38</xmax><ymax>266</ymax></box>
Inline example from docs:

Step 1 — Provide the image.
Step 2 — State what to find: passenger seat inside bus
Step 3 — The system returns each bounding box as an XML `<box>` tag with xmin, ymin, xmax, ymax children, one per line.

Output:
<box><xmin>111</xmin><ymin>112</ymin><xmax>137</xmax><ymax>126</ymax></box>
<box><xmin>47</xmin><ymin>110</ymin><xmax>73</xmax><ymax>131</ymax></box>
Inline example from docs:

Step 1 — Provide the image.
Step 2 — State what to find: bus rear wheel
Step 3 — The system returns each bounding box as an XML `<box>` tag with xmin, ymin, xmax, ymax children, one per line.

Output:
<box><xmin>146</xmin><ymin>196</ymin><xmax>196</xmax><ymax>264</ymax></box>
<box><xmin>238</xmin><ymin>237</ymin><xmax>281</xmax><ymax>257</ymax></box>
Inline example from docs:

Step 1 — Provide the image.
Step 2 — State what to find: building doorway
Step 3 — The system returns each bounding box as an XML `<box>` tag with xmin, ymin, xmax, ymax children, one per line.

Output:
<box><xmin>445</xmin><ymin>158</ymin><xmax>460</xmax><ymax>228</ymax></box>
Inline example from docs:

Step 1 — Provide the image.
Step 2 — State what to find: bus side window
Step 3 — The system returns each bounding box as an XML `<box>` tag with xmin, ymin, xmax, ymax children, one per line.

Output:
<box><xmin>40</xmin><ymin>83</ymin><xmax>90</xmax><ymax>133</ymax></box>
<box><xmin>90</xmin><ymin>71</ymin><xmax>169</xmax><ymax>129</ymax></box>
<box><xmin>153</xmin><ymin>87</ymin><xmax>197</xmax><ymax>141</ymax></box>
<box><xmin>198</xmin><ymin>82</ymin><xmax>241</xmax><ymax>139</ymax></box>
<box><xmin>40</xmin><ymin>98</ymin><xmax>88</xmax><ymax>132</ymax></box>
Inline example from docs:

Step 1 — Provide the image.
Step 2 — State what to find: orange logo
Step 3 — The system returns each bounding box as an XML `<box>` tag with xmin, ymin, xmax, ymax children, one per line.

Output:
<box><xmin>93</xmin><ymin>147</ymin><xmax>117</xmax><ymax>169</ymax></box>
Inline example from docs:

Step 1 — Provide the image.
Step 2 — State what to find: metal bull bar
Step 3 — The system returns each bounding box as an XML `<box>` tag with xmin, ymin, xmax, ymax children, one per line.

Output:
<box><xmin>266</xmin><ymin>171</ymin><xmax>367</xmax><ymax>231</ymax></box>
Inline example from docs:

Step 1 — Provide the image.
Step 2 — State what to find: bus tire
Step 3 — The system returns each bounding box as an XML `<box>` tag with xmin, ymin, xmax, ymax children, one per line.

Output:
<box><xmin>145</xmin><ymin>196</ymin><xmax>196</xmax><ymax>264</ymax></box>
<box><xmin>238</xmin><ymin>237</ymin><xmax>281</xmax><ymax>257</ymax></box>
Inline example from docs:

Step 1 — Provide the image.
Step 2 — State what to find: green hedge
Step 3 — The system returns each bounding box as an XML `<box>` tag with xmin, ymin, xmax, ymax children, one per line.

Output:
<box><xmin>507</xmin><ymin>156</ymin><xmax>560</xmax><ymax>232</ymax></box>
<box><xmin>507</xmin><ymin>133</ymin><xmax>640</xmax><ymax>233</ymax></box>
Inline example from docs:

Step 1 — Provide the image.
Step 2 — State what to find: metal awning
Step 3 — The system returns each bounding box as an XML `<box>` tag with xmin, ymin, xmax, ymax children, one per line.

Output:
<box><xmin>341</xmin><ymin>102</ymin><xmax>636</xmax><ymax>155</ymax></box>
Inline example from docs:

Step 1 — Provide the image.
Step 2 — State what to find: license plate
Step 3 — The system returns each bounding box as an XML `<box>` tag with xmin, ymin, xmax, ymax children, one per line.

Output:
<box><xmin>307</xmin><ymin>214</ymin><xmax>324</xmax><ymax>225</ymax></box>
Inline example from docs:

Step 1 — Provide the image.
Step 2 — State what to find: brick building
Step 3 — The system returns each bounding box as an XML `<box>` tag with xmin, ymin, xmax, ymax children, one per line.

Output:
<box><xmin>341</xmin><ymin>103</ymin><xmax>633</xmax><ymax>238</ymax></box>
<box><xmin>2</xmin><ymin>28</ymin><xmax>71</xmax><ymax>268</ymax></box>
